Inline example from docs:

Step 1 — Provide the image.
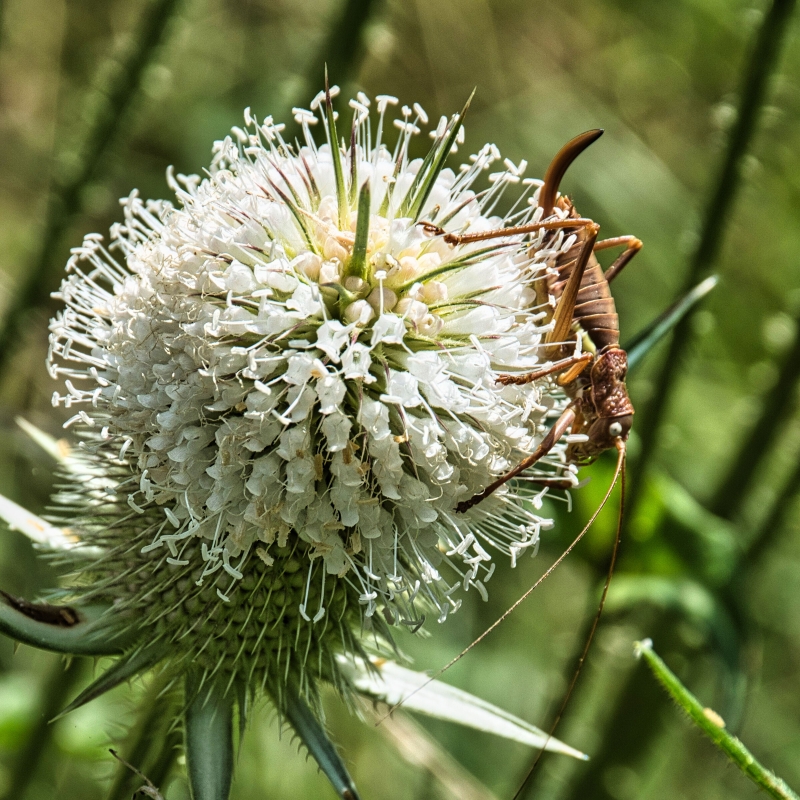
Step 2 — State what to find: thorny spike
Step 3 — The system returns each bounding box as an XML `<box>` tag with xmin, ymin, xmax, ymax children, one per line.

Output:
<box><xmin>538</xmin><ymin>129</ymin><xmax>604</xmax><ymax>215</ymax></box>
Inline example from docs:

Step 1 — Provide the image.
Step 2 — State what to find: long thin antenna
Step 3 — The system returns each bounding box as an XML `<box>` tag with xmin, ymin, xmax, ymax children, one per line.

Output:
<box><xmin>374</xmin><ymin>448</ymin><xmax>626</xmax><ymax>726</ymax></box>
<box><xmin>513</xmin><ymin>441</ymin><xmax>627</xmax><ymax>799</ymax></box>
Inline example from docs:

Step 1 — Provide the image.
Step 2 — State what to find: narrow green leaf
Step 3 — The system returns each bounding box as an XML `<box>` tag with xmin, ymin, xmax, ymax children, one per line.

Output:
<box><xmin>636</xmin><ymin>639</ymin><xmax>800</xmax><ymax>800</ymax></box>
<box><xmin>56</xmin><ymin>644</ymin><xmax>167</xmax><ymax>719</ymax></box>
<box><xmin>625</xmin><ymin>275</ymin><xmax>718</xmax><ymax>371</ymax></box>
<box><xmin>345</xmin><ymin>181</ymin><xmax>371</xmax><ymax>283</ymax></box>
<box><xmin>339</xmin><ymin>656</ymin><xmax>587</xmax><ymax>760</ymax></box>
<box><xmin>324</xmin><ymin>69</ymin><xmax>349</xmax><ymax>231</ymax></box>
<box><xmin>405</xmin><ymin>90</ymin><xmax>474</xmax><ymax>221</ymax></box>
<box><xmin>285</xmin><ymin>690</ymin><xmax>361</xmax><ymax>800</ymax></box>
<box><xmin>0</xmin><ymin>596</ymin><xmax>136</xmax><ymax>655</ymax></box>
<box><xmin>184</xmin><ymin>673</ymin><xmax>234</xmax><ymax>800</ymax></box>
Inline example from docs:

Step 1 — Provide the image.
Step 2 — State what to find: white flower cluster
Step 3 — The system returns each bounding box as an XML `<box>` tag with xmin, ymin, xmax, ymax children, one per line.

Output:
<box><xmin>48</xmin><ymin>88</ymin><xmax>582</xmax><ymax>629</ymax></box>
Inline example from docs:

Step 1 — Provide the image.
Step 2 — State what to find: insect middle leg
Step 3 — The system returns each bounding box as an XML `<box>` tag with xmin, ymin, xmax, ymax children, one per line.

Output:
<box><xmin>497</xmin><ymin>352</ymin><xmax>593</xmax><ymax>387</ymax></box>
<box><xmin>594</xmin><ymin>235</ymin><xmax>642</xmax><ymax>283</ymax></box>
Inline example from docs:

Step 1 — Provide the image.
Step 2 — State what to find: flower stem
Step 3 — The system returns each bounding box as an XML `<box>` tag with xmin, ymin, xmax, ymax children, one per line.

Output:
<box><xmin>0</xmin><ymin>0</ymin><xmax>185</xmax><ymax>374</ymax></box>
<box><xmin>708</xmin><ymin>314</ymin><xmax>800</xmax><ymax>519</ymax></box>
<box><xmin>628</xmin><ymin>0</ymin><xmax>797</xmax><ymax>509</ymax></box>
<box><xmin>0</xmin><ymin>656</ymin><xmax>83</xmax><ymax>800</ymax></box>
<box><xmin>635</xmin><ymin>639</ymin><xmax>800</xmax><ymax>800</ymax></box>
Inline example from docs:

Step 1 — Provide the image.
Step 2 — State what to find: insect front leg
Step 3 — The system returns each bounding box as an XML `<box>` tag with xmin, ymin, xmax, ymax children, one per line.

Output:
<box><xmin>456</xmin><ymin>404</ymin><xmax>577</xmax><ymax>513</ymax></box>
<box><xmin>419</xmin><ymin>217</ymin><xmax>599</xmax><ymax>246</ymax></box>
<box><xmin>594</xmin><ymin>235</ymin><xmax>643</xmax><ymax>282</ymax></box>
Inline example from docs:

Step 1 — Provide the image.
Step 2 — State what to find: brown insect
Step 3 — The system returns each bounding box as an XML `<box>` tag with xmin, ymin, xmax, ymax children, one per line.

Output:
<box><xmin>0</xmin><ymin>588</ymin><xmax>80</xmax><ymax>626</ymax></box>
<box><xmin>386</xmin><ymin>131</ymin><xmax>640</xmax><ymax>791</ymax></box>
<box><xmin>434</xmin><ymin>128</ymin><xmax>642</xmax><ymax>513</ymax></box>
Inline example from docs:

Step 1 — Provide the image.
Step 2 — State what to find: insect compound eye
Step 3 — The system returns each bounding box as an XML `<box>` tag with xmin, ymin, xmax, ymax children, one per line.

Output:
<box><xmin>609</xmin><ymin>421</ymin><xmax>623</xmax><ymax>437</ymax></box>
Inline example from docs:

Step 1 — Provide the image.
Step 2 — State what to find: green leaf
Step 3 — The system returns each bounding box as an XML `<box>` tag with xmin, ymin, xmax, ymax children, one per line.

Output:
<box><xmin>607</xmin><ymin>575</ymin><xmax>739</xmax><ymax>673</ymax></box>
<box><xmin>56</xmin><ymin>643</ymin><xmax>168</xmax><ymax>719</ymax></box>
<box><xmin>345</xmin><ymin>180</ymin><xmax>371</xmax><ymax>283</ymax></box>
<box><xmin>285</xmin><ymin>689</ymin><xmax>362</xmax><ymax>800</ymax></box>
<box><xmin>0</xmin><ymin>596</ymin><xmax>136</xmax><ymax>656</ymax></box>
<box><xmin>402</xmin><ymin>90</ymin><xmax>474</xmax><ymax>221</ymax></box>
<box><xmin>339</xmin><ymin>656</ymin><xmax>587</xmax><ymax>760</ymax></box>
<box><xmin>624</xmin><ymin>275</ymin><xmax>718</xmax><ymax>371</ymax></box>
<box><xmin>184</xmin><ymin>673</ymin><xmax>234</xmax><ymax>800</ymax></box>
<box><xmin>324</xmin><ymin>69</ymin><xmax>348</xmax><ymax>231</ymax></box>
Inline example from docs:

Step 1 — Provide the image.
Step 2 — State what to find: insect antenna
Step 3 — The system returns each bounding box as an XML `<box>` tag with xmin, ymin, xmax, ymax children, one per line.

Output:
<box><xmin>512</xmin><ymin>439</ymin><xmax>627</xmax><ymax>799</ymax></box>
<box><xmin>374</xmin><ymin>441</ymin><xmax>626</xmax><ymax>726</ymax></box>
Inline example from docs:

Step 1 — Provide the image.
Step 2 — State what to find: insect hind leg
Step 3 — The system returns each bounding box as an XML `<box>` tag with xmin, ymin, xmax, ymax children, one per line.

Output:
<box><xmin>594</xmin><ymin>235</ymin><xmax>642</xmax><ymax>283</ymax></box>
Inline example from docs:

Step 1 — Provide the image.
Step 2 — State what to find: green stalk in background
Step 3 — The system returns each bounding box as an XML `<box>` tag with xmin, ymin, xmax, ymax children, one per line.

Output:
<box><xmin>0</xmin><ymin>657</ymin><xmax>83</xmax><ymax>800</ymax></box>
<box><xmin>299</xmin><ymin>0</ymin><xmax>384</xmax><ymax>104</ymax></box>
<box><xmin>628</xmin><ymin>0</ymin><xmax>797</xmax><ymax>509</ymax></box>
<box><xmin>636</xmin><ymin>639</ymin><xmax>800</xmax><ymax>800</ymax></box>
<box><xmin>0</xmin><ymin>0</ymin><xmax>186</xmax><ymax>374</ymax></box>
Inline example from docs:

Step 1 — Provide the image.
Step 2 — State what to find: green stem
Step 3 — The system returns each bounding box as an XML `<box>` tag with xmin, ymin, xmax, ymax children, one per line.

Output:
<box><xmin>636</xmin><ymin>639</ymin><xmax>800</xmax><ymax>800</ymax></box>
<box><xmin>628</xmin><ymin>0</ymin><xmax>797</xmax><ymax>510</ymax></box>
<box><xmin>105</xmin><ymin>670</ymin><xmax>180</xmax><ymax>800</ymax></box>
<box><xmin>0</xmin><ymin>657</ymin><xmax>84</xmax><ymax>800</ymax></box>
<box><xmin>709</xmin><ymin>316</ymin><xmax>800</xmax><ymax>519</ymax></box>
<box><xmin>301</xmin><ymin>0</ymin><xmax>383</xmax><ymax>101</ymax></box>
<box><xmin>0</xmin><ymin>0</ymin><xmax>185</xmax><ymax>374</ymax></box>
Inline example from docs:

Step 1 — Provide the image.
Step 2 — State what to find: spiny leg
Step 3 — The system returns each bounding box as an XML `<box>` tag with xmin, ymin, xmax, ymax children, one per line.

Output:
<box><xmin>419</xmin><ymin>217</ymin><xmax>598</xmax><ymax>246</ymax></box>
<box><xmin>594</xmin><ymin>235</ymin><xmax>642</xmax><ymax>283</ymax></box>
<box><xmin>497</xmin><ymin>352</ymin><xmax>592</xmax><ymax>386</ymax></box>
<box><xmin>456</xmin><ymin>405</ymin><xmax>577</xmax><ymax>513</ymax></box>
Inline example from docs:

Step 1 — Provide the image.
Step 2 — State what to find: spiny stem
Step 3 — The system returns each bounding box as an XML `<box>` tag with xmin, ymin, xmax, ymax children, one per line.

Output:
<box><xmin>636</xmin><ymin>639</ymin><xmax>800</xmax><ymax>800</ymax></box>
<box><xmin>629</xmin><ymin>0</ymin><xmax>797</xmax><ymax>509</ymax></box>
<box><xmin>0</xmin><ymin>0</ymin><xmax>185</xmax><ymax>375</ymax></box>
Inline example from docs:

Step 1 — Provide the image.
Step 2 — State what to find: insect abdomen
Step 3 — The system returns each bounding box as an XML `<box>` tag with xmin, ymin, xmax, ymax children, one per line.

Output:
<box><xmin>547</xmin><ymin>201</ymin><xmax>620</xmax><ymax>352</ymax></box>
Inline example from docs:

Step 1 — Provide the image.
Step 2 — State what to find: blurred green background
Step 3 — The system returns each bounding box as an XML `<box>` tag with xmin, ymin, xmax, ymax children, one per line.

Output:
<box><xmin>1</xmin><ymin>0</ymin><xmax>800</xmax><ymax>797</ymax></box>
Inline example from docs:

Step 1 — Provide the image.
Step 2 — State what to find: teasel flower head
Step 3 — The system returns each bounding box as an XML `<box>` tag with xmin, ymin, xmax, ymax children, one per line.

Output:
<box><xmin>1</xmin><ymin>85</ymin><xmax>588</xmax><ymax>796</ymax></box>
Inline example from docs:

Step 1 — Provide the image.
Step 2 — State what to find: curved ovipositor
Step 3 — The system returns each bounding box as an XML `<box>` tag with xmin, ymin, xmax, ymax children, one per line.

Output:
<box><xmin>538</xmin><ymin>128</ymin><xmax>604</xmax><ymax>215</ymax></box>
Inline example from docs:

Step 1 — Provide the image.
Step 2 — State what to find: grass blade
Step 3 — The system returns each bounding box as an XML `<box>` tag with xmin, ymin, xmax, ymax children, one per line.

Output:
<box><xmin>625</xmin><ymin>276</ymin><xmax>718</xmax><ymax>371</ymax></box>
